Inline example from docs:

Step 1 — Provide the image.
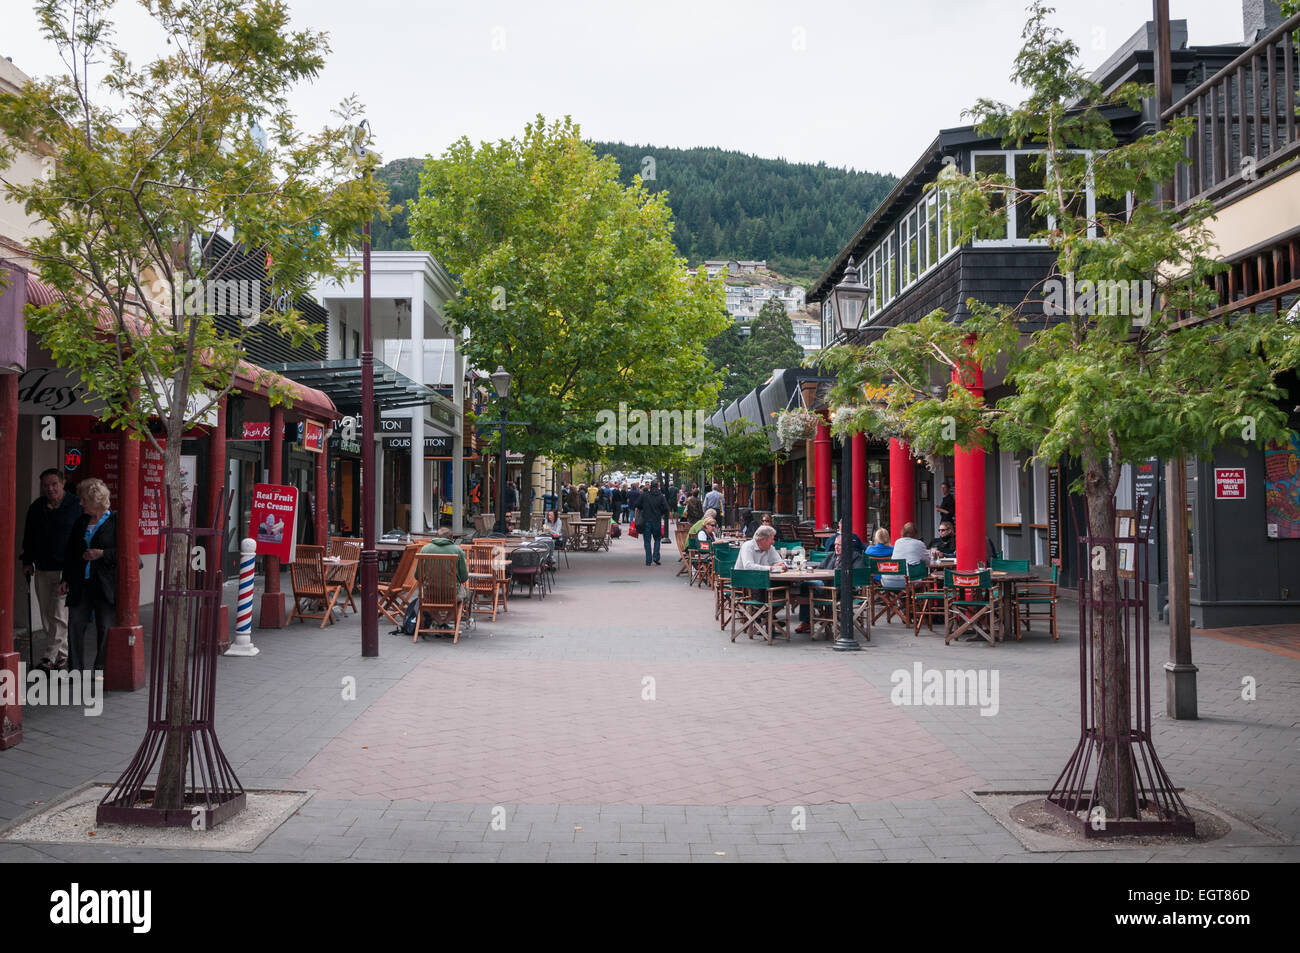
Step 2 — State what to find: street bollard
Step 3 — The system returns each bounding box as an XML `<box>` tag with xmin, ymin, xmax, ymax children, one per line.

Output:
<box><xmin>224</xmin><ymin>538</ymin><xmax>260</xmax><ymax>657</ymax></box>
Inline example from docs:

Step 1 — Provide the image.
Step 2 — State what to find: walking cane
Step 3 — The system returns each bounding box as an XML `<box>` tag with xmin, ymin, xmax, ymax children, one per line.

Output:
<box><xmin>24</xmin><ymin>571</ymin><xmax>36</xmax><ymax>669</ymax></box>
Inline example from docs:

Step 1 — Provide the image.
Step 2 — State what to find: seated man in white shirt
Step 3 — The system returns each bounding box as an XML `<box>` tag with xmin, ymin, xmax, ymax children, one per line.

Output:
<box><xmin>735</xmin><ymin>525</ymin><xmax>788</xmax><ymax>572</ymax></box>
<box><xmin>882</xmin><ymin>521</ymin><xmax>931</xmax><ymax>590</ymax></box>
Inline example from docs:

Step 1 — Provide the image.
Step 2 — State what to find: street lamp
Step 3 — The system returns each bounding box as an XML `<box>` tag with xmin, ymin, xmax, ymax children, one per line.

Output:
<box><xmin>491</xmin><ymin>365</ymin><xmax>512</xmax><ymax>533</ymax></box>
<box><xmin>355</xmin><ymin>120</ymin><xmax>380</xmax><ymax>658</ymax></box>
<box><xmin>830</xmin><ymin>255</ymin><xmax>871</xmax><ymax>651</ymax></box>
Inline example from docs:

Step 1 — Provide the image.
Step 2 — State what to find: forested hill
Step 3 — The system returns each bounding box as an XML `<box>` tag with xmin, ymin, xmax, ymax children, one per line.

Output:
<box><xmin>370</xmin><ymin>145</ymin><xmax>896</xmax><ymax>286</ymax></box>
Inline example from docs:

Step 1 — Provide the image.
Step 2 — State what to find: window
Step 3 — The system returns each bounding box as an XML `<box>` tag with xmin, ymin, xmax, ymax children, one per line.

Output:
<box><xmin>926</xmin><ymin>192</ymin><xmax>940</xmax><ymax>270</ymax></box>
<box><xmin>1014</xmin><ymin>152</ymin><xmax>1047</xmax><ymax>240</ymax></box>
<box><xmin>999</xmin><ymin>450</ymin><xmax>1021</xmax><ymax>522</ymax></box>
<box><xmin>973</xmin><ymin>153</ymin><xmax>1009</xmax><ymax>240</ymax></box>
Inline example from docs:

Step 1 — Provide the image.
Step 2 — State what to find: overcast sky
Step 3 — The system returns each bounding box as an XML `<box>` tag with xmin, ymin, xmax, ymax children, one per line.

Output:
<box><xmin>4</xmin><ymin>0</ymin><xmax>1249</xmax><ymax>176</ymax></box>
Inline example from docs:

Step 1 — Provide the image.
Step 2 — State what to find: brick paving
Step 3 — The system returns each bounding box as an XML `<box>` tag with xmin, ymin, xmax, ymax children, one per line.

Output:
<box><xmin>1</xmin><ymin>534</ymin><xmax>1297</xmax><ymax>862</ymax></box>
<box><xmin>1193</xmin><ymin>624</ymin><xmax>1300</xmax><ymax>660</ymax></box>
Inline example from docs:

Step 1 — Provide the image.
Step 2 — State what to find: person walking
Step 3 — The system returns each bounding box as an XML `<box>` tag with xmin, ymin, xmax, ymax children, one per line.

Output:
<box><xmin>703</xmin><ymin>482</ymin><xmax>723</xmax><ymax>515</ymax></box>
<box><xmin>636</xmin><ymin>480</ymin><xmax>670</xmax><ymax>566</ymax></box>
<box><xmin>20</xmin><ymin>468</ymin><xmax>83</xmax><ymax>671</ymax></box>
<box><xmin>60</xmin><ymin>477</ymin><xmax>117</xmax><ymax>676</ymax></box>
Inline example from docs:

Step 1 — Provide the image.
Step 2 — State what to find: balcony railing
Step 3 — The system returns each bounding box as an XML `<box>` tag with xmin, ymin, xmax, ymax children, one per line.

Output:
<box><xmin>1165</xmin><ymin>12</ymin><xmax>1300</xmax><ymax>209</ymax></box>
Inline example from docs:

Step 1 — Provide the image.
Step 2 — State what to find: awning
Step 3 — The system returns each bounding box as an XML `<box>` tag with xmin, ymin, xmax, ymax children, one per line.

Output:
<box><xmin>268</xmin><ymin>358</ymin><xmax>439</xmax><ymax>412</ymax></box>
<box><xmin>21</xmin><ymin>269</ymin><xmax>337</xmax><ymax>422</ymax></box>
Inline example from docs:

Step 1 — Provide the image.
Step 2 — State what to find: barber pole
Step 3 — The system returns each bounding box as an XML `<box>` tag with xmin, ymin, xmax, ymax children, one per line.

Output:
<box><xmin>225</xmin><ymin>538</ymin><xmax>260</xmax><ymax>657</ymax></box>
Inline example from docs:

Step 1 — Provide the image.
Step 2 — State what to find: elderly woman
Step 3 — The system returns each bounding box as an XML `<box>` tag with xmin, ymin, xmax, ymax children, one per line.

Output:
<box><xmin>696</xmin><ymin>515</ymin><xmax>719</xmax><ymax>545</ymax></box>
<box><xmin>59</xmin><ymin>477</ymin><xmax>117</xmax><ymax>675</ymax></box>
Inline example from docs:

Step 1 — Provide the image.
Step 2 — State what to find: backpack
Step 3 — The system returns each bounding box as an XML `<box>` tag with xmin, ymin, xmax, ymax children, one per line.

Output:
<box><xmin>608</xmin><ymin>522</ymin><xmax>621</xmax><ymax>539</ymax></box>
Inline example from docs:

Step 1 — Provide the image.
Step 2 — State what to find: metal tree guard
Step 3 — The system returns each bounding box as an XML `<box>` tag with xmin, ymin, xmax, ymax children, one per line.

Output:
<box><xmin>98</xmin><ymin>489</ymin><xmax>246</xmax><ymax>828</ymax></box>
<box><xmin>1045</xmin><ymin>494</ymin><xmax>1193</xmax><ymax>837</ymax></box>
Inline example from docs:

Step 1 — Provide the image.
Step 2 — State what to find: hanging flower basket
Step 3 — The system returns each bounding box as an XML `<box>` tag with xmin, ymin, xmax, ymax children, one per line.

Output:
<box><xmin>773</xmin><ymin>407</ymin><xmax>820</xmax><ymax>449</ymax></box>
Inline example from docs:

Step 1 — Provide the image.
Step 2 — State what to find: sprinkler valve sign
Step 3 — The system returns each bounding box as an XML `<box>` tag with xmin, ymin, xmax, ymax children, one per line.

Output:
<box><xmin>1213</xmin><ymin>468</ymin><xmax>1247</xmax><ymax>500</ymax></box>
<box><xmin>249</xmin><ymin>484</ymin><xmax>298</xmax><ymax>562</ymax></box>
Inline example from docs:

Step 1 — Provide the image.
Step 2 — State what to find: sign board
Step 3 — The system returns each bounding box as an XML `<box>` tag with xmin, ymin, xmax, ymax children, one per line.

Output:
<box><xmin>138</xmin><ymin>443</ymin><xmax>165</xmax><ymax>555</ymax></box>
<box><xmin>1213</xmin><ymin>467</ymin><xmax>1247</xmax><ymax>500</ymax></box>
<box><xmin>1134</xmin><ymin>458</ymin><xmax>1159</xmax><ymax>539</ymax></box>
<box><xmin>301</xmin><ymin>419</ymin><xmax>325</xmax><ymax>453</ymax></box>
<box><xmin>86</xmin><ymin>436</ymin><xmax>165</xmax><ymax>553</ymax></box>
<box><xmin>1047</xmin><ymin>465</ymin><xmax>1062</xmax><ymax>564</ymax></box>
<box><xmin>240</xmin><ymin>421</ymin><xmax>271</xmax><ymax>440</ymax></box>
<box><xmin>16</xmin><ymin>367</ymin><xmax>105</xmax><ymax>416</ymax></box>
<box><xmin>249</xmin><ymin>483</ymin><xmax>298</xmax><ymax>563</ymax></box>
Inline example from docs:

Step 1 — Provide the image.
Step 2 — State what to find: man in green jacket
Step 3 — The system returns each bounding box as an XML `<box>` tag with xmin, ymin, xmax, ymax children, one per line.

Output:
<box><xmin>420</xmin><ymin>530</ymin><xmax>471</xmax><ymax>627</ymax></box>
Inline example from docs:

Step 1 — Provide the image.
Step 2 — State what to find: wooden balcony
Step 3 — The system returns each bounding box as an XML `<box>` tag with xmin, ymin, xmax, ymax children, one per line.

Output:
<box><xmin>1166</xmin><ymin>13</ymin><xmax>1300</xmax><ymax>210</ymax></box>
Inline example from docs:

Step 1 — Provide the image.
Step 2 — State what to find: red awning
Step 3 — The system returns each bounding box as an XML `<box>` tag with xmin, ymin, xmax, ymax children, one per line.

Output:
<box><xmin>25</xmin><ymin>272</ymin><xmax>337</xmax><ymax>422</ymax></box>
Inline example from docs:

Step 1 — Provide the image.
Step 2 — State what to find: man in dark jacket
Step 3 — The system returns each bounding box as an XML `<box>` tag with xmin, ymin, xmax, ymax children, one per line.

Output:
<box><xmin>636</xmin><ymin>481</ymin><xmax>670</xmax><ymax>566</ymax></box>
<box><xmin>20</xmin><ymin>468</ymin><xmax>82</xmax><ymax>670</ymax></box>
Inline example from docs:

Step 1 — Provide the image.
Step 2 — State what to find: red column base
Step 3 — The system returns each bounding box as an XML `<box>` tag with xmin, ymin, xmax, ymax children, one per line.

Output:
<box><xmin>0</xmin><ymin>650</ymin><xmax>23</xmax><ymax>749</ymax></box>
<box><xmin>105</xmin><ymin>625</ymin><xmax>146</xmax><ymax>692</ymax></box>
<box><xmin>215</xmin><ymin>605</ymin><xmax>230</xmax><ymax>653</ymax></box>
<box><xmin>259</xmin><ymin>592</ymin><xmax>286</xmax><ymax>629</ymax></box>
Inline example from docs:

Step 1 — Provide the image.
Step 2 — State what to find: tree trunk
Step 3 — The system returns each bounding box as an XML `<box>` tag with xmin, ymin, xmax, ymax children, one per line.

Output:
<box><xmin>1082</xmin><ymin>451</ymin><xmax>1138</xmax><ymax>820</ymax></box>
<box><xmin>152</xmin><ymin>450</ymin><xmax>193</xmax><ymax>809</ymax></box>
<box><xmin>522</xmin><ymin>451</ymin><xmax>537</xmax><ymax>520</ymax></box>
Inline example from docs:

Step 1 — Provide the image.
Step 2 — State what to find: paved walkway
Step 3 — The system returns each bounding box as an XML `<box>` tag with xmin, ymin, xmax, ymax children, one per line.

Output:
<box><xmin>2</xmin><ymin>535</ymin><xmax>1297</xmax><ymax>862</ymax></box>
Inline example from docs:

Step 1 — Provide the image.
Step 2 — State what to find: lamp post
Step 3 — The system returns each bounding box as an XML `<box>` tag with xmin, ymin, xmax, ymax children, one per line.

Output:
<box><xmin>830</xmin><ymin>255</ymin><xmax>870</xmax><ymax>651</ymax></box>
<box><xmin>355</xmin><ymin>120</ymin><xmax>379</xmax><ymax>658</ymax></box>
<box><xmin>490</xmin><ymin>366</ymin><xmax>512</xmax><ymax>533</ymax></box>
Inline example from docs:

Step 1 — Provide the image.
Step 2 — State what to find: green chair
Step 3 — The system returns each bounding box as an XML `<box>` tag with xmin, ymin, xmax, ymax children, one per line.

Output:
<box><xmin>815</xmin><ymin>566</ymin><xmax>873</xmax><ymax>640</ymax></box>
<box><xmin>713</xmin><ymin>547</ymin><xmax>740</xmax><ymax>627</ymax></box>
<box><xmin>868</xmin><ymin>556</ymin><xmax>909</xmax><ymax>625</ymax></box>
<box><xmin>908</xmin><ymin>562</ymin><xmax>945</xmax><ymax>636</ymax></box>
<box><xmin>1015</xmin><ymin>564</ymin><xmax>1059</xmax><ymax>641</ymax></box>
<box><xmin>991</xmin><ymin>558</ymin><xmax>1029</xmax><ymax>573</ymax></box>
<box><xmin>730</xmin><ymin>568</ymin><xmax>789</xmax><ymax>644</ymax></box>
<box><xmin>943</xmin><ymin>568</ymin><xmax>1000</xmax><ymax>646</ymax></box>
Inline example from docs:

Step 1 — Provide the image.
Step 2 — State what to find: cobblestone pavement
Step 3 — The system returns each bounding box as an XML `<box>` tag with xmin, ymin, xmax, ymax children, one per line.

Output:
<box><xmin>2</xmin><ymin>535</ymin><xmax>1296</xmax><ymax>862</ymax></box>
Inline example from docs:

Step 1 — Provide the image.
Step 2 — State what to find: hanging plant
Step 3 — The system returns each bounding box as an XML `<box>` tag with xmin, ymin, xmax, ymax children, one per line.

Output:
<box><xmin>772</xmin><ymin>407</ymin><xmax>820</xmax><ymax>449</ymax></box>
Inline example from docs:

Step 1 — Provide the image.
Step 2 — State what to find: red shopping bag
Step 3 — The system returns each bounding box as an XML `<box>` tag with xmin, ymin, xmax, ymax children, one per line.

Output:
<box><xmin>628</xmin><ymin>520</ymin><xmax>639</xmax><ymax>538</ymax></box>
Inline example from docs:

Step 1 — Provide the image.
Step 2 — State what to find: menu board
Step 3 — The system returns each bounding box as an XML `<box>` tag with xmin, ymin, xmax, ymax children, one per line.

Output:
<box><xmin>1047</xmin><ymin>465</ymin><xmax>1062</xmax><ymax>564</ymax></box>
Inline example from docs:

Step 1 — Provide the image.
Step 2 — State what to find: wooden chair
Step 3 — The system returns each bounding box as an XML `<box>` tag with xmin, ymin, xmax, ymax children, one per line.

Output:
<box><xmin>712</xmin><ymin>545</ymin><xmax>739</xmax><ymax>628</ymax></box>
<box><xmin>327</xmin><ymin>537</ymin><xmax>362</xmax><ymax>613</ymax></box>
<box><xmin>467</xmin><ymin>542</ymin><xmax>505</xmax><ymax>621</ymax></box>
<box><xmin>869</xmin><ymin>557</ymin><xmax>910</xmax><ymax>625</ymax></box>
<box><xmin>944</xmin><ymin>569</ymin><xmax>1000</xmax><ymax>645</ymax></box>
<box><xmin>376</xmin><ymin>543</ymin><xmax>420</xmax><ymax>624</ymax></box>
<box><xmin>592</xmin><ymin>514</ymin><xmax>612</xmax><ymax>551</ymax></box>
<box><xmin>908</xmin><ymin>562</ymin><xmax>946</xmax><ymax>636</ymax></box>
<box><xmin>289</xmin><ymin>545</ymin><xmax>344</xmax><ymax>628</ymax></box>
<box><xmin>730</xmin><ymin>569</ymin><xmax>789</xmax><ymax>644</ymax></box>
<box><xmin>808</xmin><ymin>566</ymin><xmax>873</xmax><ymax>641</ymax></box>
<box><xmin>674</xmin><ymin>522</ymin><xmax>691</xmax><ymax>576</ymax></box>
<box><xmin>1015</xmin><ymin>564</ymin><xmax>1059</xmax><ymax>641</ymax></box>
<box><xmin>795</xmin><ymin>525</ymin><xmax>819</xmax><ymax>552</ymax></box>
<box><xmin>413</xmin><ymin>553</ymin><xmax>465</xmax><ymax>643</ymax></box>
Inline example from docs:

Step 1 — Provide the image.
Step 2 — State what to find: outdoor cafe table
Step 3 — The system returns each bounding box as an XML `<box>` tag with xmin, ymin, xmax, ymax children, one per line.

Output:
<box><xmin>929</xmin><ymin>567</ymin><xmax>1036</xmax><ymax>641</ymax></box>
<box><xmin>321</xmin><ymin>557</ymin><xmax>359</xmax><ymax>614</ymax></box>
<box><xmin>766</xmin><ymin>567</ymin><xmax>836</xmax><ymax>625</ymax></box>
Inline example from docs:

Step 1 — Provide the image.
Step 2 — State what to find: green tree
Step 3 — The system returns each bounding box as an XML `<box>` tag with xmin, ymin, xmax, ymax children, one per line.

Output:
<box><xmin>746</xmin><ymin>296</ymin><xmax>804</xmax><ymax>380</ymax></box>
<box><xmin>817</xmin><ymin>2</ymin><xmax>1299</xmax><ymax>821</ymax></box>
<box><xmin>0</xmin><ymin>0</ymin><xmax>387</xmax><ymax>812</ymax></box>
<box><xmin>409</xmin><ymin>116</ymin><xmax>727</xmax><ymax>494</ymax></box>
<box><xmin>704</xmin><ymin>321</ymin><xmax>749</xmax><ymax>405</ymax></box>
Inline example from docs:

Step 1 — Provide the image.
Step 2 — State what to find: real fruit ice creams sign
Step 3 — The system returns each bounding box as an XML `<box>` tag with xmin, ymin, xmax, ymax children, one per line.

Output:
<box><xmin>249</xmin><ymin>484</ymin><xmax>298</xmax><ymax>562</ymax></box>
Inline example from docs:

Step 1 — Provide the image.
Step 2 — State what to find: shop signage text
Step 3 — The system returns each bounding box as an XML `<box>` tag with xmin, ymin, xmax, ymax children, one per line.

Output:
<box><xmin>1213</xmin><ymin>468</ymin><xmax>1247</xmax><ymax>500</ymax></box>
<box><xmin>240</xmin><ymin>421</ymin><xmax>271</xmax><ymax>440</ymax></box>
<box><xmin>250</xmin><ymin>483</ymin><xmax>298</xmax><ymax>563</ymax></box>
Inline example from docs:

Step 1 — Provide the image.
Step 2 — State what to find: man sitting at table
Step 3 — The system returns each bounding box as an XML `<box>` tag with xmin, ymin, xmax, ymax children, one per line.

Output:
<box><xmin>928</xmin><ymin>521</ymin><xmax>957</xmax><ymax>557</ymax></box>
<box><xmin>883</xmin><ymin>522</ymin><xmax>932</xmax><ymax>591</ymax></box>
<box><xmin>420</xmin><ymin>529</ymin><xmax>472</xmax><ymax>626</ymax></box>
<box><xmin>797</xmin><ymin>531</ymin><xmax>865</xmax><ymax>633</ymax></box>
<box><xmin>823</xmin><ymin>520</ymin><xmax>865</xmax><ymax>556</ymax></box>
<box><xmin>736</xmin><ymin>525</ymin><xmax>787</xmax><ymax>572</ymax></box>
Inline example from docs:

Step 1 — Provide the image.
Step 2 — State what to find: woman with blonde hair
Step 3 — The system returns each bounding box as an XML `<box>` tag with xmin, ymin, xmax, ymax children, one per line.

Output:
<box><xmin>59</xmin><ymin>477</ymin><xmax>118</xmax><ymax>676</ymax></box>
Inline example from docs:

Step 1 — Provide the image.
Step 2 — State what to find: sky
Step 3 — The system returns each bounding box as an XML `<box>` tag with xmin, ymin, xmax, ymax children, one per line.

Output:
<box><xmin>3</xmin><ymin>0</ymin><xmax>1249</xmax><ymax>177</ymax></box>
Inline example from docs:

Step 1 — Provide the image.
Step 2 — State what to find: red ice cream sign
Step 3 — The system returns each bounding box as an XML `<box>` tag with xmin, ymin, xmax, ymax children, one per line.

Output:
<box><xmin>1213</xmin><ymin>468</ymin><xmax>1247</xmax><ymax>500</ymax></box>
<box><xmin>249</xmin><ymin>483</ymin><xmax>298</xmax><ymax>562</ymax></box>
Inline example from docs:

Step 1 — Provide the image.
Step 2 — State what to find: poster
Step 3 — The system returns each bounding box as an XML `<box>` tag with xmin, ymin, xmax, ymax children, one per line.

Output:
<box><xmin>1264</xmin><ymin>434</ymin><xmax>1300</xmax><ymax>539</ymax></box>
<box><xmin>302</xmin><ymin>420</ymin><xmax>325</xmax><ymax>453</ymax></box>
<box><xmin>250</xmin><ymin>483</ymin><xmax>298</xmax><ymax>562</ymax></box>
<box><xmin>1047</xmin><ymin>465</ymin><xmax>1062</xmax><ymax>564</ymax></box>
<box><xmin>139</xmin><ymin>443</ymin><xmax>165</xmax><ymax>555</ymax></box>
<box><xmin>1115</xmin><ymin>511</ymin><xmax>1136</xmax><ymax>579</ymax></box>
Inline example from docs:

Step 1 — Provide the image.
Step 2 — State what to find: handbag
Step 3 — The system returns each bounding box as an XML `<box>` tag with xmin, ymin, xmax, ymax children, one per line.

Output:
<box><xmin>628</xmin><ymin>520</ymin><xmax>639</xmax><ymax>538</ymax></box>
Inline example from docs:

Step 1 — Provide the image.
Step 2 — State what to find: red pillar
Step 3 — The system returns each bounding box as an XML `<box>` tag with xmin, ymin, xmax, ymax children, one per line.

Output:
<box><xmin>852</xmin><ymin>432</ymin><xmax>868</xmax><ymax>542</ymax></box>
<box><xmin>953</xmin><ymin>359</ymin><xmax>986</xmax><ymax>571</ymax></box>
<box><xmin>889</xmin><ymin>438</ymin><xmax>915</xmax><ymax>539</ymax></box>
<box><xmin>259</xmin><ymin>404</ymin><xmax>286</xmax><ymax>628</ymax></box>
<box><xmin>0</xmin><ymin>374</ymin><xmax>22</xmax><ymax>748</ymax></box>
<box><xmin>315</xmin><ymin>443</ymin><xmax>328</xmax><ymax>546</ymax></box>
<box><xmin>814</xmin><ymin>418</ymin><xmax>832</xmax><ymax>529</ymax></box>
<box><xmin>207</xmin><ymin>397</ymin><xmax>229</xmax><ymax>652</ymax></box>
<box><xmin>105</xmin><ymin>431</ymin><xmax>144</xmax><ymax>691</ymax></box>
